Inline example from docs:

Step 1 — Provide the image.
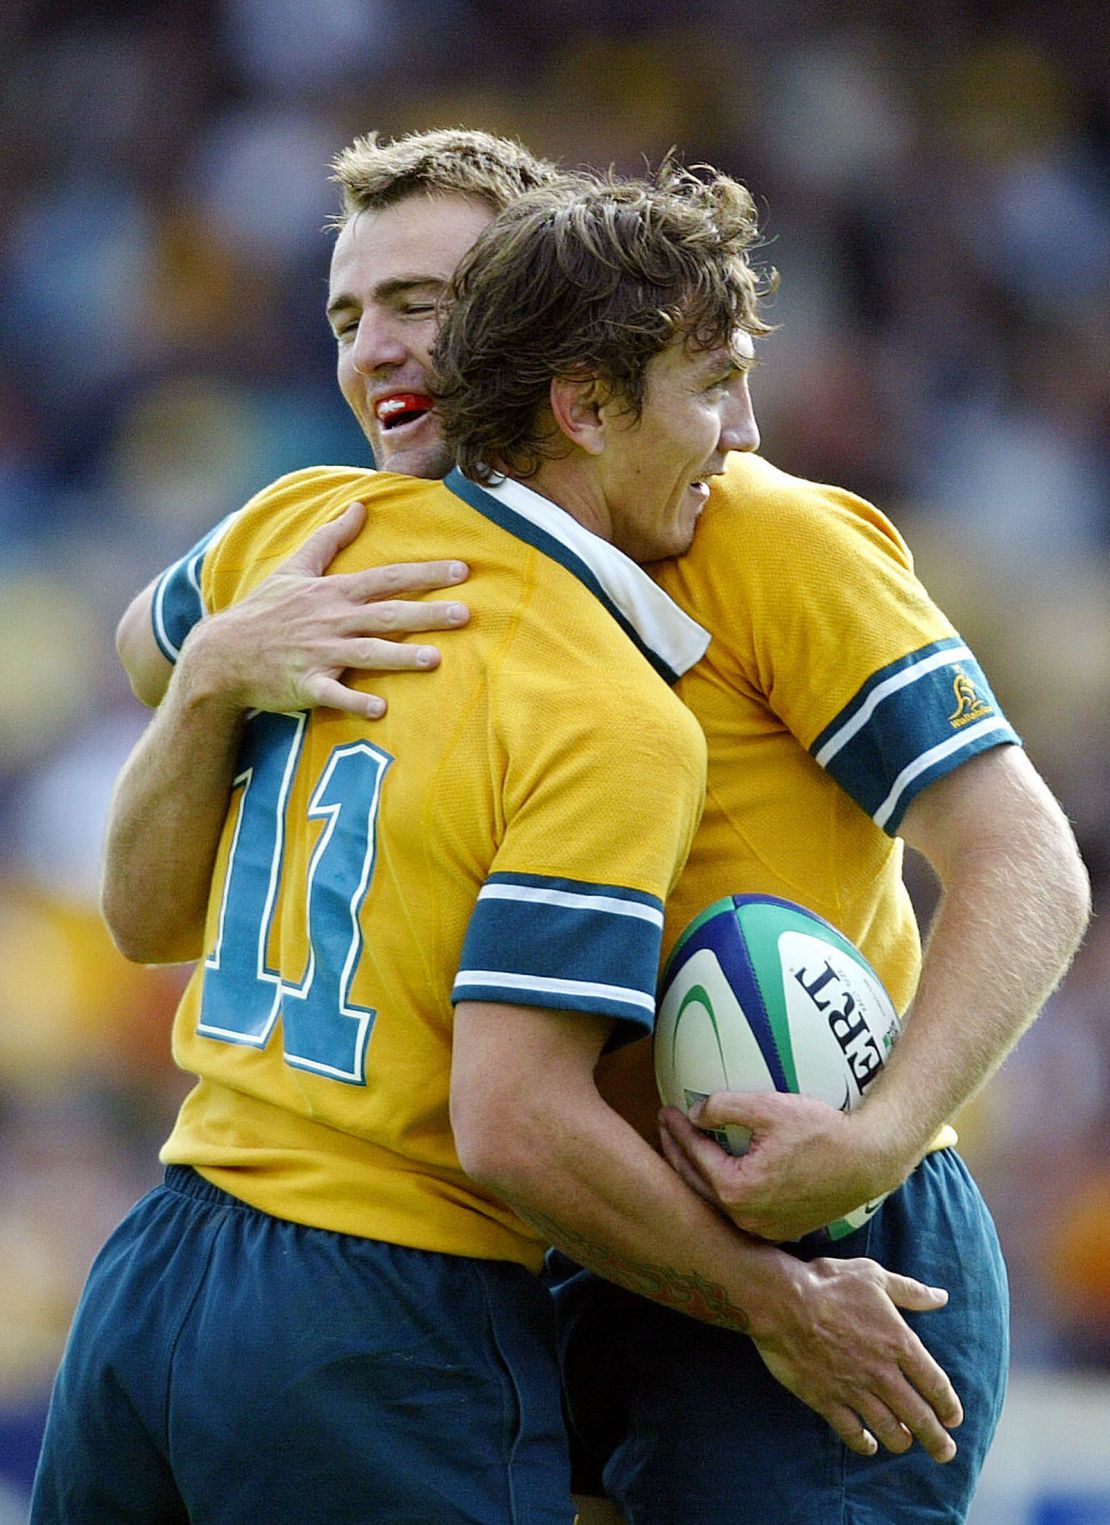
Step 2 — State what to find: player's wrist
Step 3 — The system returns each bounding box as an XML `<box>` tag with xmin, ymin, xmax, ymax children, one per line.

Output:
<box><xmin>850</xmin><ymin>1086</ymin><xmax>933</xmax><ymax>1187</ymax></box>
<box><xmin>739</xmin><ymin>1243</ymin><xmax>813</xmax><ymax>1343</ymax></box>
<box><xmin>174</xmin><ymin>614</ymin><xmax>260</xmax><ymax>716</ymax></box>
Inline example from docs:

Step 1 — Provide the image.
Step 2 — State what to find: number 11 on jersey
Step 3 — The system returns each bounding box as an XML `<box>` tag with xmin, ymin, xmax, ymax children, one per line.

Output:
<box><xmin>198</xmin><ymin>710</ymin><xmax>392</xmax><ymax>1085</ymax></box>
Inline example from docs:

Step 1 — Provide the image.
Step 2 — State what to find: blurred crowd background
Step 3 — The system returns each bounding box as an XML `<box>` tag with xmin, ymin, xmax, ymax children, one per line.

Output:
<box><xmin>0</xmin><ymin>0</ymin><xmax>1107</xmax><ymax>1513</ymax></box>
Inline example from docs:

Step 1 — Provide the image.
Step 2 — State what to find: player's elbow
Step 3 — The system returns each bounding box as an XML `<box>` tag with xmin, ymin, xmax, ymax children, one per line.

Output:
<box><xmin>107</xmin><ymin>925</ymin><xmax>202</xmax><ymax>967</ymax></box>
<box><xmin>116</xmin><ymin>590</ymin><xmax>173</xmax><ymax>708</ymax></box>
<box><xmin>1055</xmin><ymin>831</ymin><xmax>1092</xmax><ymax>953</ymax></box>
<box><xmin>451</xmin><ymin>1088</ymin><xmax>544</xmax><ymax>1200</ymax></box>
<box><xmin>105</xmin><ymin>922</ymin><xmax>200</xmax><ymax>967</ymax></box>
<box><xmin>100</xmin><ymin>885</ymin><xmax>203</xmax><ymax>967</ymax></box>
<box><xmin>1027</xmin><ymin>789</ymin><xmax>1092</xmax><ymax>958</ymax></box>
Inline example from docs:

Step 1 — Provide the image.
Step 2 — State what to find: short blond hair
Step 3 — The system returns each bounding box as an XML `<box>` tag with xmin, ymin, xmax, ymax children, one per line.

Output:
<box><xmin>330</xmin><ymin>127</ymin><xmax>560</xmax><ymax>226</ymax></box>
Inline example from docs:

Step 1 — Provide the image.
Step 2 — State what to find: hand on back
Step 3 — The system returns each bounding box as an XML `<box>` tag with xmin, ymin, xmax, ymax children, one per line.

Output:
<box><xmin>180</xmin><ymin>501</ymin><xmax>470</xmax><ymax>719</ymax></box>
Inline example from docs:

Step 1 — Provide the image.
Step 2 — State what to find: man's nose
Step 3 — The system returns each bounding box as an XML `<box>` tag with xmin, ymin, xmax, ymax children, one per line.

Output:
<box><xmin>352</xmin><ymin>312</ymin><xmax>408</xmax><ymax>375</ymax></box>
<box><xmin>722</xmin><ymin>381</ymin><xmax>760</xmax><ymax>455</ymax></box>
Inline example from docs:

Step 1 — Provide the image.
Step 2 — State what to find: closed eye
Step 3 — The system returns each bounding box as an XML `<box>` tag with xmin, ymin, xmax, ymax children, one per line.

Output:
<box><xmin>704</xmin><ymin>369</ymin><xmax>740</xmax><ymax>395</ymax></box>
<box><xmin>707</xmin><ymin>355</ymin><xmax>759</xmax><ymax>393</ymax></box>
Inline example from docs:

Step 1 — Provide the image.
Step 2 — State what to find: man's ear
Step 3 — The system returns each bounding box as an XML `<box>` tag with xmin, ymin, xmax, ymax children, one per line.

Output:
<box><xmin>549</xmin><ymin>374</ymin><xmax>608</xmax><ymax>456</ymax></box>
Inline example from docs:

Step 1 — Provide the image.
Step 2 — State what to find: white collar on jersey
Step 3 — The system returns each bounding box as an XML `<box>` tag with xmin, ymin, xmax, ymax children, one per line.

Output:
<box><xmin>464</xmin><ymin>471</ymin><xmax>710</xmax><ymax>681</ymax></box>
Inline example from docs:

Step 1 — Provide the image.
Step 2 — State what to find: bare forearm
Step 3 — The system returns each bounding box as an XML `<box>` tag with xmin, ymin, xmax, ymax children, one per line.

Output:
<box><xmin>453</xmin><ymin>1000</ymin><xmax>961</xmax><ymax>1459</ymax></box>
<box><xmin>864</xmin><ymin>749</ymin><xmax>1090</xmax><ymax>1163</ymax></box>
<box><xmin>101</xmin><ymin>647</ymin><xmax>246</xmax><ymax>963</ymax></box>
<box><xmin>868</xmin><ymin>823</ymin><xmax>1089</xmax><ymax>1157</ymax></box>
<box><xmin>454</xmin><ymin>1006</ymin><xmax>957</xmax><ymax>1457</ymax></box>
<box><xmin>454</xmin><ymin>1002</ymin><xmax>800</xmax><ymax>1331</ymax></box>
<box><xmin>494</xmin><ymin>1092</ymin><xmax>793</xmax><ymax>1334</ymax></box>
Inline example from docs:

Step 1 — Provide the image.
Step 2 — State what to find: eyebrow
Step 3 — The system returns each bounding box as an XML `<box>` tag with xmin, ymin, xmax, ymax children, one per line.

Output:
<box><xmin>325</xmin><ymin>276</ymin><xmax>446</xmax><ymax>322</ymax></box>
<box><xmin>695</xmin><ymin>346</ymin><xmax>747</xmax><ymax>378</ymax></box>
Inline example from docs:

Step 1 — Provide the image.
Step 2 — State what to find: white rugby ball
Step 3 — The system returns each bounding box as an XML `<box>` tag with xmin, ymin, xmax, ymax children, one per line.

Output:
<box><xmin>655</xmin><ymin>894</ymin><xmax>901</xmax><ymax>1242</ymax></box>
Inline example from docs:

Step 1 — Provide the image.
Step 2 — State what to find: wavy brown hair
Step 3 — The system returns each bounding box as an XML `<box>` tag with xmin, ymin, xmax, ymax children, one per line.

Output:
<box><xmin>432</xmin><ymin>163</ymin><xmax>776</xmax><ymax>484</ymax></box>
<box><xmin>329</xmin><ymin>127</ymin><xmax>560</xmax><ymax>225</ymax></box>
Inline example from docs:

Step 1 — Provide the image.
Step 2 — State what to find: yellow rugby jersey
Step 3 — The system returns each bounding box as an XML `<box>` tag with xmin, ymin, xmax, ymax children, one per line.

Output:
<box><xmin>652</xmin><ymin>451</ymin><xmax>1020</xmax><ymax>1012</ymax></box>
<box><xmin>158</xmin><ymin>465</ymin><xmax>708</xmax><ymax>1269</ymax></box>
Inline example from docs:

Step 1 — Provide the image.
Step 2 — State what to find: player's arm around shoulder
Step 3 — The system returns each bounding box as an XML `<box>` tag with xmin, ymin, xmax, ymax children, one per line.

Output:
<box><xmin>114</xmin><ymin>467</ymin><xmax>472</xmax><ymax>715</ymax></box>
<box><xmin>115</xmin><ymin>467</ymin><xmax>361</xmax><ymax>707</ymax></box>
<box><xmin>103</xmin><ymin>477</ymin><xmax>472</xmax><ymax>965</ymax></box>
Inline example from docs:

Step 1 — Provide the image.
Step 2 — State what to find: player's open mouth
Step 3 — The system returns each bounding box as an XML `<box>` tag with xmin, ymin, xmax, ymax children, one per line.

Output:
<box><xmin>690</xmin><ymin>480</ymin><xmax>711</xmax><ymax>503</ymax></box>
<box><xmin>375</xmin><ymin>393</ymin><xmax>434</xmax><ymax>431</ymax></box>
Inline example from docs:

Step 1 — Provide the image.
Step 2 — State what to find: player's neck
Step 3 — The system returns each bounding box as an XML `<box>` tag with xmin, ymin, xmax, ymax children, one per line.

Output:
<box><xmin>520</xmin><ymin>457</ymin><xmax>613</xmax><ymax>546</ymax></box>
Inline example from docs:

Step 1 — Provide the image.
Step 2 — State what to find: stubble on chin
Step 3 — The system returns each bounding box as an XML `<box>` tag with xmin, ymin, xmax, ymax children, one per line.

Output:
<box><xmin>375</xmin><ymin>440</ymin><xmax>454</xmax><ymax>482</ymax></box>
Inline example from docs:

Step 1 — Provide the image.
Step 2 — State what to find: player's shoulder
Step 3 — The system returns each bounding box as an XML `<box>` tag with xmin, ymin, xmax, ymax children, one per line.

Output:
<box><xmin>503</xmin><ymin>550</ymin><xmax>705</xmax><ymax>755</ymax></box>
<box><xmin>699</xmin><ymin>453</ymin><xmax>912</xmax><ymax>567</ymax></box>
<box><xmin>523</xmin><ymin>553</ymin><xmax>702</xmax><ymax>701</ymax></box>
<box><xmin>212</xmin><ymin>466</ymin><xmax>447</xmax><ymax>573</ymax></box>
<box><xmin>237</xmin><ymin>463</ymin><xmax>439</xmax><ymax>528</ymax></box>
<box><xmin>219</xmin><ymin>465</ymin><xmax>373</xmax><ymax>559</ymax></box>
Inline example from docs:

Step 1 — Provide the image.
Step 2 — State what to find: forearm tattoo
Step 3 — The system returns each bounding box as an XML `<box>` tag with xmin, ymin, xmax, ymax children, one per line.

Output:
<box><xmin>520</xmin><ymin>1205</ymin><xmax>750</xmax><ymax>1333</ymax></box>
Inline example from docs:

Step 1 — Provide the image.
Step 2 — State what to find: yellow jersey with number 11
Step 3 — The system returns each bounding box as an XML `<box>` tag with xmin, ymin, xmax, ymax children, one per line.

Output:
<box><xmin>159</xmin><ymin>464</ymin><xmax>708</xmax><ymax>1271</ymax></box>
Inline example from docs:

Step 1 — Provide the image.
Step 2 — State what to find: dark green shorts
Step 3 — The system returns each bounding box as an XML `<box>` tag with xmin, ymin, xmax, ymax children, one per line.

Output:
<box><xmin>552</xmin><ymin>1148</ymin><xmax>1009</xmax><ymax>1523</ymax></box>
<box><xmin>32</xmin><ymin>1166</ymin><xmax>574</xmax><ymax>1524</ymax></box>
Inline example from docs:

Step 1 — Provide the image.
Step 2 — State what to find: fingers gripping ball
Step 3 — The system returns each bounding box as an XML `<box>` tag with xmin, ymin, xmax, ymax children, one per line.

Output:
<box><xmin>654</xmin><ymin>894</ymin><xmax>902</xmax><ymax>1241</ymax></box>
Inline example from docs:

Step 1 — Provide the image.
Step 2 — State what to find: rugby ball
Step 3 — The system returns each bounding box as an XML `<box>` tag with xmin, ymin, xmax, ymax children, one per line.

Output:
<box><xmin>655</xmin><ymin>894</ymin><xmax>901</xmax><ymax>1241</ymax></box>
